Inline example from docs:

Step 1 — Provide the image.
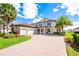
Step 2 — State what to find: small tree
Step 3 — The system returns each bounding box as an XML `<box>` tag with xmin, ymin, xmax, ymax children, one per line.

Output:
<box><xmin>0</xmin><ymin>18</ymin><xmax>5</xmax><ymax>33</ymax></box>
<box><xmin>55</xmin><ymin>15</ymin><xmax>72</xmax><ymax>33</ymax></box>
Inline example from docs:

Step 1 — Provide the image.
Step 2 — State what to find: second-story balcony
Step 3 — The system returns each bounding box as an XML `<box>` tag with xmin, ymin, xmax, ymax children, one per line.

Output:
<box><xmin>34</xmin><ymin>22</ymin><xmax>51</xmax><ymax>28</ymax></box>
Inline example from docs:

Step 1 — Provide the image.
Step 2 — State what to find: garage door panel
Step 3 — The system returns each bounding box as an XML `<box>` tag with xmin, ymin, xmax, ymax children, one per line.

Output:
<box><xmin>20</xmin><ymin>30</ymin><xmax>27</xmax><ymax>35</ymax></box>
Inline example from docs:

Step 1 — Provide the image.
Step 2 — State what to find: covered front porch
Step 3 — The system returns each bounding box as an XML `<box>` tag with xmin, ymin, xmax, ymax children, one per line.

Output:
<box><xmin>34</xmin><ymin>28</ymin><xmax>52</xmax><ymax>35</ymax></box>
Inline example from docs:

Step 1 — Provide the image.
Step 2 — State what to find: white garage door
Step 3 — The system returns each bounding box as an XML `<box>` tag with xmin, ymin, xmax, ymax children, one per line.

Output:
<box><xmin>20</xmin><ymin>29</ymin><xmax>27</xmax><ymax>35</ymax></box>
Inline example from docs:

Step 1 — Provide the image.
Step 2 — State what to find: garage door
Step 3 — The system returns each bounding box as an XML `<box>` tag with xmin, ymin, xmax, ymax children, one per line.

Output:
<box><xmin>20</xmin><ymin>29</ymin><xmax>27</xmax><ymax>35</ymax></box>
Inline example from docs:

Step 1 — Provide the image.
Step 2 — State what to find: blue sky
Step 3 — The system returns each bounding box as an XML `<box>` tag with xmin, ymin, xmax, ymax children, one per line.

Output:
<box><xmin>13</xmin><ymin>3</ymin><xmax>79</xmax><ymax>25</ymax></box>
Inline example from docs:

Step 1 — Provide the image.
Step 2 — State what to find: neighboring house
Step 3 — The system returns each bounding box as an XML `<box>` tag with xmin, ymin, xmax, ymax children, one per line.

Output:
<box><xmin>0</xmin><ymin>25</ymin><xmax>11</xmax><ymax>33</ymax></box>
<box><xmin>64</xmin><ymin>25</ymin><xmax>79</xmax><ymax>32</ymax></box>
<box><xmin>32</xmin><ymin>18</ymin><xmax>57</xmax><ymax>35</ymax></box>
<box><xmin>74</xmin><ymin>27</ymin><xmax>79</xmax><ymax>32</ymax></box>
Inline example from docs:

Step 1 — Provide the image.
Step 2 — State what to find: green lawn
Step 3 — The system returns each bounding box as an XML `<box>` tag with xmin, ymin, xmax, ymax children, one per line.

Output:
<box><xmin>0</xmin><ymin>36</ymin><xmax>30</xmax><ymax>49</ymax></box>
<box><xmin>66</xmin><ymin>46</ymin><xmax>79</xmax><ymax>56</ymax></box>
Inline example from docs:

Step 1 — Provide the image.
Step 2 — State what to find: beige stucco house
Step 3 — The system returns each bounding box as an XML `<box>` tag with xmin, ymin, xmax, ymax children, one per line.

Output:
<box><xmin>0</xmin><ymin>25</ymin><xmax>11</xmax><ymax>33</ymax></box>
<box><xmin>32</xmin><ymin>18</ymin><xmax>56</xmax><ymax>35</ymax></box>
<box><xmin>0</xmin><ymin>18</ymin><xmax>57</xmax><ymax>35</ymax></box>
<box><xmin>11</xmin><ymin>23</ymin><xmax>34</xmax><ymax>36</ymax></box>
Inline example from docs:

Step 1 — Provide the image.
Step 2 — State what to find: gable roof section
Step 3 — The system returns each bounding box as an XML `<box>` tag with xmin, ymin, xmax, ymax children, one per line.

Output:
<box><xmin>32</xmin><ymin>18</ymin><xmax>56</xmax><ymax>25</ymax></box>
<box><xmin>40</xmin><ymin>18</ymin><xmax>49</xmax><ymax>22</ymax></box>
<box><xmin>10</xmin><ymin>23</ymin><xmax>34</xmax><ymax>28</ymax></box>
<box><xmin>39</xmin><ymin>18</ymin><xmax>56</xmax><ymax>23</ymax></box>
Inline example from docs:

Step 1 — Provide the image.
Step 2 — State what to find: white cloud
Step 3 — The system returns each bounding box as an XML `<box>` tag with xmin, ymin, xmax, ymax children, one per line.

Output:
<box><xmin>53</xmin><ymin>8</ymin><xmax>59</xmax><ymax>12</ymax></box>
<box><xmin>23</xmin><ymin>3</ymin><xmax>38</xmax><ymax>19</ymax></box>
<box><xmin>73</xmin><ymin>21</ymin><xmax>79</xmax><ymax>26</ymax></box>
<box><xmin>12</xmin><ymin>3</ymin><xmax>38</xmax><ymax>19</ymax></box>
<box><xmin>52</xmin><ymin>1</ymin><xmax>79</xmax><ymax>16</ymax></box>
<box><xmin>60</xmin><ymin>5</ymin><xmax>66</xmax><ymax>9</ymax></box>
<box><xmin>33</xmin><ymin>17</ymin><xmax>43</xmax><ymax>23</ymax></box>
<box><xmin>60</xmin><ymin>2</ymin><xmax>79</xmax><ymax>16</ymax></box>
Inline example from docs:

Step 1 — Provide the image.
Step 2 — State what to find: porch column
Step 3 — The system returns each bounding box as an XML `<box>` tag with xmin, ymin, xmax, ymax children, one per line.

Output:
<box><xmin>50</xmin><ymin>28</ymin><xmax>52</xmax><ymax>35</ymax></box>
<box><xmin>43</xmin><ymin>27</ymin><xmax>46</xmax><ymax>35</ymax></box>
<box><xmin>40</xmin><ymin>29</ymin><xmax>41</xmax><ymax>34</ymax></box>
<box><xmin>35</xmin><ymin>29</ymin><xmax>37</xmax><ymax>34</ymax></box>
<box><xmin>44</xmin><ymin>29</ymin><xmax>46</xmax><ymax>35</ymax></box>
<box><xmin>36</xmin><ymin>29</ymin><xmax>38</xmax><ymax>34</ymax></box>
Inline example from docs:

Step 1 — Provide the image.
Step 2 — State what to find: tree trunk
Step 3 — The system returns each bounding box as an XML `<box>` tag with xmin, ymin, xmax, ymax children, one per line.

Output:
<box><xmin>6</xmin><ymin>24</ymin><xmax>9</xmax><ymax>34</ymax></box>
<box><xmin>3</xmin><ymin>24</ymin><xmax>5</xmax><ymax>34</ymax></box>
<box><xmin>62</xmin><ymin>26</ymin><xmax>64</xmax><ymax>32</ymax></box>
<box><xmin>6</xmin><ymin>17</ymin><xmax>9</xmax><ymax>35</ymax></box>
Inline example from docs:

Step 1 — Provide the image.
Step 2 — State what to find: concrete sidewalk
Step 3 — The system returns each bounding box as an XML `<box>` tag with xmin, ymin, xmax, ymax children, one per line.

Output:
<box><xmin>0</xmin><ymin>35</ymin><xmax>67</xmax><ymax>56</ymax></box>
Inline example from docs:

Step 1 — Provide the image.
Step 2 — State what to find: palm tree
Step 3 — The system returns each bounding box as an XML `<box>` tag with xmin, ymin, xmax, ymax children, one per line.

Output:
<box><xmin>55</xmin><ymin>15</ymin><xmax>72</xmax><ymax>33</ymax></box>
<box><xmin>0</xmin><ymin>3</ymin><xmax>17</xmax><ymax>34</ymax></box>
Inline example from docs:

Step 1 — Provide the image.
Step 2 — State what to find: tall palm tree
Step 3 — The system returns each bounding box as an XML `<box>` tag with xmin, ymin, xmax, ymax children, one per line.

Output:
<box><xmin>55</xmin><ymin>15</ymin><xmax>72</xmax><ymax>32</ymax></box>
<box><xmin>0</xmin><ymin>3</ymin><xmax>17</xmax><ymax>34</ymax></box>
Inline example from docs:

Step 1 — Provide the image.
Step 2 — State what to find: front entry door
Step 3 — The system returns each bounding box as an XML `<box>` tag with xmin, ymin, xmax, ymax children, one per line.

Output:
<box><xmin>37</xmin><ymin>29</ymin><xmax>40</xmax><ymax>34</ymax></box>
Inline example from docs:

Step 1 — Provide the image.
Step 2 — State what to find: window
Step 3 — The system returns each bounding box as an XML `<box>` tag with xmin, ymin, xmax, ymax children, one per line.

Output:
<box><xmin>43</xmin><ymin>22</ymin><xmax>46</xmax><ymax>26</ymax></box>
<box><xmin>36</xmin><ymin>24</ymin><xmax>38</xmax><ymax>27</ymax></box>
<box><xmin>47</xmin><ymin>22</ymin><xmax>51</xmax><ymax>26</ymax></box>
<box><xmin>39</xmin><ymin>23</ymin><xmax>42</xmax><ymax>26</ymax></box>
<box><xmin>42</xmin><ymin>23</ymin><xmax>44</xmax><ymax>26</ymax></box>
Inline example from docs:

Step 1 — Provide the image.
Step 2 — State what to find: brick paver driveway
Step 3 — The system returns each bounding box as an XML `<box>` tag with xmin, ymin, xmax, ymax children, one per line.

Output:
<box><xmin>0</xmin><ymin>35</ymin><xmax>67</xmax><ymax>56</ymax></box>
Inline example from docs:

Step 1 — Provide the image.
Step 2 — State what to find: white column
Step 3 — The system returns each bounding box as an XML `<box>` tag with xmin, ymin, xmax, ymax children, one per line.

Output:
<box><xmin>50</xmin><ymin>28</ymin><xmax>52</xmax><ymax>35</ymax></box>
<box><xmin>40</xmin><ymin>29</ymin><xmax>41</xmax><ymax>34</ymax></box>
<box><xmin>43</xmin><ymin>27</ymin><xmax>46</xmax><ymax>35</ymax></box>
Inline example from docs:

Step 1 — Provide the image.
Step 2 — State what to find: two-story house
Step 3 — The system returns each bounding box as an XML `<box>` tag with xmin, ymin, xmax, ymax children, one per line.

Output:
<box><xmin>1</xmin><ymin>18</ymin><xmax>56</xmax><ymax>35</ymax></box>
<box><xmin>32</xmin><ymin>18</ymin><xmax>56</xmax><ymax>35</ymax></box>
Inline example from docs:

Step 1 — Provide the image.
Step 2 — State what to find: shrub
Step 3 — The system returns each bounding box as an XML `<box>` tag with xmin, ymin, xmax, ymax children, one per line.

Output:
<box><xmin>65</xmin><ymin>38</ymin><xmax>73</xmax><ymax>43</ymax></box>
<box><xmin>0</xmin><ymin>33</ymin><xmax>5</xmax><ymax>37</ymax></box>
<box><xmin>72</xmin><ymin>34</ymin><xmax>77</xmax><ymax>42</ymax></box>
<box><xmin>76</xmin><ymin>34</ymin><xmax>79</xmax><ymax>42</ymax></box>
<box><xmin>54</xmin><ymin>32</ymin><xmax>59</xmax><ymax>35</ymax></box>
<box><xmin>72</xmin><ymin>33</ymin><xmax>79</xmax><ymax>43</ymax></box>
<box><xmin>59</xmin><ymin>32</ymin><xmax>65</xmax><ymax>36</ymax></box>
<box><xmin>54</xmin><ymin>32</ymin><xmax>65</xmax><ymax>36</ymax></box>
<box><xmin>4</xmin><ymin>33</ymin><xmax>16</xmax><ymax>38</ymax></box>
<box><xmin>64</xmin><ymin>32</ymin><xmax>74</xmax><ymax>43</ymax></box>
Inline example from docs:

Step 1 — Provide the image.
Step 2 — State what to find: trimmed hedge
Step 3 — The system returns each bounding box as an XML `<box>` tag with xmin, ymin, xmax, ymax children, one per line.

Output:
<box><xmin>0</xmin><ymin>33</ymin><xmax>16</xmax><ymax>38</ymax></box>
<box><xmin>72</xmin><ymin>33</ymin><xmax>79</xmax><ymax>43</ymax></box>
<box><xmin>54</xmin><ymin>32</ymin><xmax>65</xmax><ymax>36</ymax></box>
<box><xmin>0</xmin><ymin>33</ymin><xmax>5</xmax><ymax>37</ymax></box>
<box><xmin>64</xmin><ymin>32</ymin><xmax>74</xmax><ymax>43</ymax></box>
<box><xmin>64</xmin><ymin>32</ymin><xmax>79</xmax><ymax>43</ymax></box>
<box><xmin>4</xmin><ymin>33</ymin><xmax>16</xmax><ymax>38</ymax></box>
